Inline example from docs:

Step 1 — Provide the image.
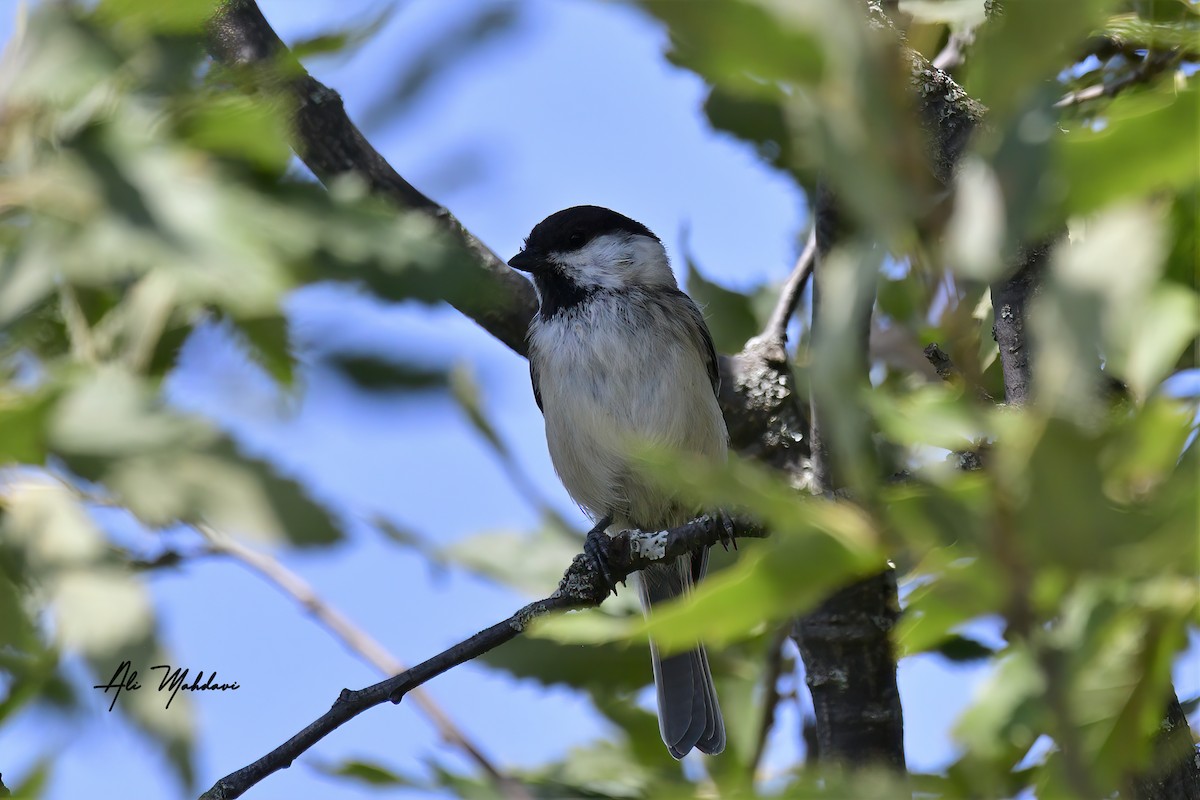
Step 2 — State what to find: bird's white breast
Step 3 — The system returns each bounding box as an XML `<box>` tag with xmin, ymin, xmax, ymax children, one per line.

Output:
<box><xmin>529</xmin><ymin>291</ymin><xmax>727</xmax><ymax>530</ymax></box>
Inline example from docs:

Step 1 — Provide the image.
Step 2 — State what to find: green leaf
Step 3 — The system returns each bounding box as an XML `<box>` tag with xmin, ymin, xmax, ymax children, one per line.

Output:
<box><xmin>525</xmin><ymin>740</ymin><xmax>653</xmax><ymax>799</ymax></box>
<box><xmin>49</xmin><ymin>368</ymin><xmax>342</xmax><ymax>546</ymax></box>
<box><xmin>438</xmin><ymin>523</ymin><xmax>582</xmax><ymax>596</ymax></box>
<box><xmin>174</xmin><ymin>93</ymin><xmax>293</xmax><ymax>174</ymax></box>
<box><xmin>933</xmin><ymin>633</ymin><xmax>999</xmax><ymax>662</ymax></box>
<box><xmin>481</xmin><ymin>636</ymin><xmax>651</xmax><ymax>693</ymax></box>
<box><xmin>91</xmin><ymin>0</ymin><xmax>217</xmax><ymax>34</ymax></box>
<box><xmin>2</xmin><ymin>481</ymin><xmax>195</xmax><ymax>785</ymax></box>
<box><xmin>229</xmin><ymin>314</ymin><xmax>294</xmax><ymax>386</ymax></box>
<box><xmin>1124</xmin><ymin>284</ymin><xmax>1200</xmax><ymax>398</ymax></box>
<box><xmin>327</xmin><ymin>353</ymin><xmax>446</xmax><ymax>392</ymax></box>
<box><xmin>0</xmin><ymin>389</ymin><xmax>55</xmax><ymax>464</ymax></box>
<box><xmin>450</xmin><ymin>364</ymin><xmax>507</xmax><ymax>456</ymax></box>
<box><xmin>685</xmin><ymin>257</ymin><xmax>760</xmax><ymax>353</ymax></box>
<box><xmin>311</xmin><ymin>758</ymin><xmax>419</xmax><ymax>788</ymax></box>
<box><xmin>967</xmin><ymin>0</ymin><xmax>1119</xmax><ymax>124</ymax></box>
<box><xmin>534</xmin><ymin>454</ymin><xmax>884</xmax><ymax>652</ymax></box>
<box><xmin>641</xmin><ymin>1</ymin><xmax>825</xmax><ymax>99</ymax></box>
<box><xmin>290</xmin><ymin>3</ymin><xmax>397</xmax><ymax>59</ymax></box>
<box><xmin>1060</xmin><ymin>86</ymin><xmax>1200</xmax><ymax>217</ymax></box>
<box><xmin>955</xmin><ymin>646</ymin><xmax>1046</xmax><ymax>763</ymax></box>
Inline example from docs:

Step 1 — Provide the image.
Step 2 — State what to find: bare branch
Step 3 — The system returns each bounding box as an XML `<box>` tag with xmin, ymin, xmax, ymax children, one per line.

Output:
<box><xmin>931</xmin><ymin>26</ymin><xmax>978</xmax><ymax>74</ymax></box>
<box><xmin>923</xmin><ymin>342</ymin><xmax>996</xmax><ymax>403</ymax></box>
<box><xmin>206</xmin><ymin>0</ymin><xmax>537</xmax><ymax>355</ymax></box>
<box><xmin>991</xmin><ymin>243</ymin><xmax>1050</xmax><ymax>407</ymax></box>
<box><xmin>195</xmin><ymin>525</ymin><xmax>529</xmax><ymax>799</ymax></box>
<box><xmin>762</xmin><ymin>228</ymin><xmax>816</xmax><ymax>344</ymax></box>
<box><xmin>922</xmin><ymin>342</ymin><xmax>957</xmax><ymax>383</ymax></box>
<box><xmin>1055</xmin><ymin>48</ymin><xmax>1182</xmax><ymax>108</ymax></box>
<box><xmin>198</xmin><ymin>515</ymin><xmax>766</xmax><ymax>800</ymax></box>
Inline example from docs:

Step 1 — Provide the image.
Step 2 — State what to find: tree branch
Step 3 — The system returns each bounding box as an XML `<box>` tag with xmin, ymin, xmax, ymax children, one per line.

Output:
<box><xmin>762</xmin><ymin>228</ymin><xmax>816</xmax><ymax>344</ymax></box>
<box><xmin>195</xmin><ymin>525</ymin><xmax>530</xmax><ymax>799</ymax></box>
<box><xmin>198</xmin><ymin>515</ymin><xmax>766</xmax><ymax>800</ymax></box>
<box><xmin>797</xmin><ymin>179</ymin><xmax>905</xmax><ymax>769</ymax></box>
<box><xmin>931</xmin><ymin>25</ymin><xmax>979</xmax><ymax>74</ymax></box>
<box><xmin>1055</xmin><ymin>48</ymin><xmax>1182</xmax><ymax>109</ymax></box>
<box><xmin>991</xmin><ymin>243</ymin><xmax>1049</xmax><ymax>407</ymax></box>
<box><xmin>924</xmin><ymin>342</ymin><xmax>996</xmax><ymax>403</ymax></box>
<box><xmin>1131</xmin><ymin>688</ymin><xmax>1200</xmax><ymax>800</ymax></box>
<box><xmin>206</xmin><ymin>0</ymin><xmax>537</xmax><ymax>355</ymax></box>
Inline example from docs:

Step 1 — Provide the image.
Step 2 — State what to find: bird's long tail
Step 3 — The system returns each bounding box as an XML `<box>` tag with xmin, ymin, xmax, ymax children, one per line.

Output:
<box><xmin>637</xmin><ymin>555</ymin><xmax>725</xmax><ymax>759</ymax></box>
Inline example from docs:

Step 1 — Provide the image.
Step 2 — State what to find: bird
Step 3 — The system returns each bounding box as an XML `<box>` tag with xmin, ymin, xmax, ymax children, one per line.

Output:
<box><xmin>508</xmin><ymin>205</ymin><xmax>727</xmax><ymax>759</ymax></box>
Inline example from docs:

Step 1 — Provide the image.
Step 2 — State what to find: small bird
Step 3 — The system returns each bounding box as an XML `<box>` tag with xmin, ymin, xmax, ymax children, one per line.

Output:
<box><xmin>509</xmin><ymin>205</ymin><xmax>727</xmax><ymax>759</ymax></box>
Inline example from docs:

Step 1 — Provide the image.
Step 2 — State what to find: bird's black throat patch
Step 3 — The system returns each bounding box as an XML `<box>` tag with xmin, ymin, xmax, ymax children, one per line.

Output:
<box><xmin>534</xmin><ymin>268</ymin><xmax>596</xmax><ymax>320</ymax></box>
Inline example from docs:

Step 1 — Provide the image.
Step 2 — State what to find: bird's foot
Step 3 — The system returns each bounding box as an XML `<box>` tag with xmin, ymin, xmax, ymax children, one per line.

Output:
<box><xmin>714</xmin><ymin>510</ymin><xmax>738</xmax><ymax>552</ymax></box>
<box><xmin>584</xmin><ymin>515</ymin><xmax>619</xmax><ymax>596</ymax></box>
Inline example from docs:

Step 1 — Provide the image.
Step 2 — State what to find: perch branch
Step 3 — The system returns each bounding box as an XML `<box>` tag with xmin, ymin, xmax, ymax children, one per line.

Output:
<box><xmin>194</xmin><ymin>525</ymin><xmax>528</xmax><ymax>799</ymax></box>
<box><xmin>198</xmin><ymin>515</ymin><xmax>766</xmax><ymax>800</ymax></box>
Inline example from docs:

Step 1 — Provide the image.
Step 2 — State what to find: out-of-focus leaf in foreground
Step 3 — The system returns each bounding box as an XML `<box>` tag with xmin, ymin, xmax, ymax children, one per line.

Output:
<box><xmin>530</xmin><ymin>452</ymin><xmax>885</xmax><ymax>652</ymax></box>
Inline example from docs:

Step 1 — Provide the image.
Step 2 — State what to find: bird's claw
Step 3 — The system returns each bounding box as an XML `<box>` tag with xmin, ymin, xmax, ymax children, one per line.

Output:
<box><xmin>714</xmin><ymin>510</ymin><xmax>738</xmax><ymax>552</ymax></box>
<box><xmin>584</xmin><ymin>517</ymin><xmax>618</xmax><ymax>596</ymax></box>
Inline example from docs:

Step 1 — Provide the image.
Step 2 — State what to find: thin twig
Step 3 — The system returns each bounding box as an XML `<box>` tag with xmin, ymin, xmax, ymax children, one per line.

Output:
<box><xmin>195</xmin><ymin>525</ymin><xmax>529</xmax><ymax>799</ymax></box>
<box><xmin>1055</xmin><ymin>49</ymin><xmax>1181</xmax><ymax>108</ymax></box>
<box><xmin>923</xmin><ymin>342</ymin><xmax>996</xmax><ymax>403</ymax></box>
<box><xmin>763</xmin><ymin>228</ymin><xmax>817</xmax><ymax>344</ymax></box>
<box><xmin>198</xmin><ymin>515</ymin><xmax>766</xmax><ymax>800</ymax></box>
<box><xmin>749</xmin><ymin>624</ymin><xmax>791</xmax><ymax>777</ymax></box>
<box><xmin>931</xmin><ymin>26</ymin><xmax>978</xmax><ymax>74</ymax></box>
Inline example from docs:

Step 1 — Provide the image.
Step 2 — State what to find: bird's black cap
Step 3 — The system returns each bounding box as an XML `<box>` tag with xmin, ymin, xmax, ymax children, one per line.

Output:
<box><xmin>508</xmin><ymin>205</ymin><xmax>658</xmax><ymax>272</ymax></box>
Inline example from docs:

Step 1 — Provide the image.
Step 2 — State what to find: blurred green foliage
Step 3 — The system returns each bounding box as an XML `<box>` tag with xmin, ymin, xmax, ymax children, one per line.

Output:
<box><xmin>0</xmin><ymin>0</ymin><xmax>1197</xmax><ymax>799</ymax></box>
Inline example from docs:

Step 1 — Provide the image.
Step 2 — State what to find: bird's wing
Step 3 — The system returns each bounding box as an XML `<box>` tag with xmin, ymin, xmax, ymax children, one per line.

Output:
<box><xmin>529</xmin><ymin>356</ymin><xmax>544</xmax><ymax>413</ymax></box>
<box><xmin>672</xmin><ymin>289</ymin><xmax>721</xmax><ymax>400</ymax></box>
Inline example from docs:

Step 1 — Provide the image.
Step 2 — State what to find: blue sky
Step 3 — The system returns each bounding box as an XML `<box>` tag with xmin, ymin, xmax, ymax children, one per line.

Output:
<box><xmin>0</xmin><ymin>2</ymin><xmax>1196</xmax><ymax>798</ymax></box>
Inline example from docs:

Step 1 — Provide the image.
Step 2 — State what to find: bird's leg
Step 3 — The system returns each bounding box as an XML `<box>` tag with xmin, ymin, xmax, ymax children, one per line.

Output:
<box><xmin>584</xmin><ymin>514</ymin><xmax>618</xmax><ymax>595</ymax></box>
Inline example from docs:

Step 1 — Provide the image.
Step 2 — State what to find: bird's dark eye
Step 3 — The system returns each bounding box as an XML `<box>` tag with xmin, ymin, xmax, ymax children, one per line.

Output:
<box><xmin>567</xmin><ymin>230</ymin><xmax>586</xmax><ymax>247</ymax></box>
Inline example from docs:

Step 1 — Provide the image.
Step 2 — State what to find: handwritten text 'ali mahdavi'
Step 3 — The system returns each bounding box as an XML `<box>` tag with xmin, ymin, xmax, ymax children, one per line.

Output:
<box><xmin>93</xmin><ymin>661</ymin><xmax>240</xmax><ymax>710</ymax></box>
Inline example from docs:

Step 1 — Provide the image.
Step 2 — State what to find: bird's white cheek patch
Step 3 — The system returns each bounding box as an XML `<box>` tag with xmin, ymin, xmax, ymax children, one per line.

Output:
<box><xmin>630</xmin><ymin>529</ymin><xmax>669</xmax><ymax>561</ymax></box>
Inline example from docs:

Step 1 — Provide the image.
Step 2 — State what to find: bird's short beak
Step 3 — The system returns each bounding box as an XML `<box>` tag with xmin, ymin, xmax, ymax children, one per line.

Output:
<box><xmin>507</xmin><ymin>249</ymin><xmax>538</xmax><ymax>273</ymax></box>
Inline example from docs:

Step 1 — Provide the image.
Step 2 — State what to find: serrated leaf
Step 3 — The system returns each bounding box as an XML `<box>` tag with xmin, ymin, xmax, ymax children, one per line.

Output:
<box><xmin>229</xmin><ymin>314</ymin><xmax>294</xmax><ymax>385</ymax></box>
<box><xmin>535</xmin><ymin>453</ymin><xmax>884</xmax><ymax>652</ymax></box>
<box><xmin>642</xmin><ymin>0</ymin><xmax>824</xmax><ymax>99</ymax></box>
<box><xmin>438</xmin><ymin>523</ymin><xmax>581</xmax><ymax>595</ymax></box>
<box><xmin>933</xmin><ymin>633</ymin><xmax>999</xmax><ymax>662</ymax></box>
<box><xmin>49</xmin><ymin>368</ymin><xmax>342</xmax><ymax>545</ymax></box>
<box><xmin>2</xmin><ymin>481</ymin><xmax>195</xmax><ymax>785</ymax></box>
<box><xmin>327</xmin><ymin>353</ymin><xmax>445</xmax><ymax>392</ymax></box>
<box><xmin>312</xmin><ymin>758</ymin><xmax>419</xmax><ymax>787</ymax></box>
<box><xmin>1060</xmin><ymin>86</ymin><xmax>1200</xmax><ymax>217</ymax></box>
<box><xmin>481</xmin><ymin>635</ymin><xmax>650</xmax><ymax>693</ymax></box>
<box><xmin>175</xmin><ymin>93</ymin><xmax>292</xmax><ymax>173</ymax></box>
<box><xmin>450</xmin><ymin>364</ymin><xmax>506</xmax><ymax>455</ymax></box>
